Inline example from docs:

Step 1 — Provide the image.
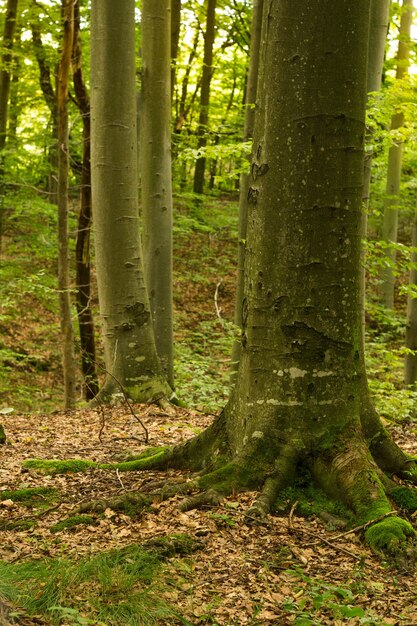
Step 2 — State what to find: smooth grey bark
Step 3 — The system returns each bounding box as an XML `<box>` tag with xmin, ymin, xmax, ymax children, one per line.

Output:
<box><xmin>405</xmin><ymin>201</ymin><xmax>417</xmax><ymax>384</ymax></box>
<box><xmin>361</xmin><ymin>0</ymin><xmax>391</xmax><ymax>341</ymax></box>
<box><xmin>193</xmin><ymin>0</ymin><xmax>217</xmax><ymax>195</ymax></box>
<box><xmin>140</xmin><ymin>0</ymin><xmax>174</xmax><ymax>388</ymax></box>
<box><xmin>381</xmin><ymin>0</ymin><xmax>414</xmax><ymax>309</ymax></box>
<box><xmin>231</xmin><ymin>0</ymin><xmax>264</xmax><ymax>374</ymax></box>
<box><xmin>0</xmin><ymin>0</ymin><xmax>18</xmax><ymax>253</ymax></box>
<box><xmin>57</xmin><ymin>0</ymin><xmax>76</xmax><ymax>409</ymax></box>
<box><xmin>90</xmin><ymin>0</ymin><xmax>172</xmax><ymax>403</ymax></box>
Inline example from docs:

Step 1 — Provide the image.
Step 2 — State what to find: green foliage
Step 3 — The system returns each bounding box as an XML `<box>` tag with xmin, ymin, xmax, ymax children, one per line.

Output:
<box><xmin>0</xmin><ymin>536</ymin><xmax>200</xmax><ymax>625</ymax></box>
<box><xmin>282</xmin><ymin>568</ymin><xmax>389</xmax><ymax>625</ymax></box>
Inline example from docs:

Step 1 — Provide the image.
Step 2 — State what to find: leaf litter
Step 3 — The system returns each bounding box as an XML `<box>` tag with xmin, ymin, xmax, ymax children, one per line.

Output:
<box><xmin>0</xmin><ymin>406</ymin><xmax>416</xmax><ymax>625</ymax></box>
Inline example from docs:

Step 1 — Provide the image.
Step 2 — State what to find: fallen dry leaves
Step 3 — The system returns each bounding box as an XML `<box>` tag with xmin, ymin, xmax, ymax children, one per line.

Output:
<box><xmin>0</xmin><ymin>405</ymin><xmax>416</xmax><ymax>625</ymax></box>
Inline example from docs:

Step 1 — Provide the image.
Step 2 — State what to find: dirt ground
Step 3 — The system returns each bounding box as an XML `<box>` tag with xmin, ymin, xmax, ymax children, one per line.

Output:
<box><xmin>1</xmin><ymin>405</ymin><xmax>417</xmax><ymax>625</ymax></box>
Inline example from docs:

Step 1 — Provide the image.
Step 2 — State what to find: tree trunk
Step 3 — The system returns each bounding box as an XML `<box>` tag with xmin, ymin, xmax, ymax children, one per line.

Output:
<box><xmin>404</xmin><ymin>201</ymin><xmax>417</xmax><ymax>384</ymax></box>
<box><xmin>361</xmin><ymin>0</ymin><xmax>391</xmax><ymax>341</ymax></box>
<box><xmin>0</xmin><ymin>0</ymin><xmax>18</xmax><ymax>254</ymax></box>
<box><xmin>128</xmin><ymin>0</ymin><xmax>416</xmax><ymax>556</ymax></box>
<box><xmin>71</xmin><ymin>0</ymin><xmax>99</xmax><ymax>400</ymax></box>
<box><xmin>171</xmin><ymin>0</ymin><xmax>181</xmax><ymax>102</ymax></box>
<box><xmin>193</xmin><ymin>0</ymin><xmax>216</xmax><ymax>195</ymax></box>
<box><xmin>231</xmin><ymin>0</ymin><xmax>264</xmax><ymax>374</ymax></box>
<box><xmin>140</xmin><ymin>0</ymin><xmax>174</xmax><ymax>389</ymax></box>
<box><xmin>90</xmin><ymin>0</ymin><xmax>172</xmax><ymax>403</ymax></box>
<box><xmin>381</xmin><ymin>0</ymin><xmax>413</xmax><ymax>309</ymax></box>
<box><xmin>30</xmin><ymin>4</ymin><xmax>58</xmax><ymax>202</ymax></box>
<box><xmin>56</xmin><ymin>0</ymin><xmax>77</xmax><ymax>409</ymax></box>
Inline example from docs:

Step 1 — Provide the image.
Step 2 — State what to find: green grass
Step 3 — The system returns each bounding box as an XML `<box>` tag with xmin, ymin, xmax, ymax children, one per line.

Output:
<box><xmin>0</xmin><ymin>536</ymin><xmax>200</xmax><ymax>625</ymax></box>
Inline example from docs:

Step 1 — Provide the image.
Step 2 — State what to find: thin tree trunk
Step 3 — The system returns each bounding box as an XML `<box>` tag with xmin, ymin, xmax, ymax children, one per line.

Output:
<box><xmin>30</xmin><ymin>4</ymin><xmax>58</xmax><ymax>202</ymax></box>
<box><xmin>381</xmin><ymin>0</ymin><xmax>413</xmax><ymax>309</ymax></box>
<box><xmin>361</xmin><ymin>0</ymin><xmax>391</xmax><ymax>341</ymax></box>
<box><xmin>171</xmin><ymin>0</ymin><xmax>181</xmax><ymax>102</ymax></box>
<box><xmin>193</xmin><ymin>0</ymin><xmax>216</xmax><ymax>195</ymax></box>
<box><xmin>404</xmin><ymin>200</ymin><xmax>417</xmax><ymax>384</ymax></box>
<box><xmin>175</xmin><ymin>21</ymin><xmax>199</xmax><ymax>133</ymax></box>
<box><xmin>0</xmin><ymin>0</ymin><xmax>18</xmax><ymax>254</ymax></box>
<box><xmin>141</xmin><ymin>0</ymin><xmax>174</xmax><ymax>388</ymax></box>
<box><xmin>57</xmin><ymin>0</ymin><xmax>77</xmax><ymax>408</ymax></box>
<box><xmin>72</xmin><ymin>0</ymin><xmax>98</xmax><ymax>399</ymax></box>
<box><xmin>90</xmin><ymin>0</ymin><xmax>172</xmax><ymax>403</ymax></box>
<box><xmin>231</xmin><ymin>0</ymin><xmax>263</xmax><ymax>374</ymax></box>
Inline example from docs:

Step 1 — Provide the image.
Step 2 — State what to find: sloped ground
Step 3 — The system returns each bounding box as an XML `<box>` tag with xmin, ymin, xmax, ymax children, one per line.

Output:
<box><xmin>1</xmin><ymin>405</ymin><xmax>416</xmax><ymax>625</ymax></box>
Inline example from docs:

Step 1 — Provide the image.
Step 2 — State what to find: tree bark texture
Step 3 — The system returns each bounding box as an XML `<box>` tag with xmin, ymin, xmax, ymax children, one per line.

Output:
<box><xmin>232</xmin><ymin>0</ymin><xmax>264</xmax><ymax>374</ymax></box>
<box><xmin>381</xmin><ymin>0</ymin><xmax>414</xmax><ymax>309</ymax></box>
<box><xmin>57</xmin><ymin>0</ymin><xmax>77</xmax><ymax>409</ymax></box>
<box><xmin>0</xmin><ymin>0</ymin><xmax>18</xmax><ymax>252</ymax></box>
<box><xmin>72</xmin><ymin>0</ymin><xmax>98</xmax><ymax>400</ymax></box>
<box><xmin>361</xmin><ymin>0</ymin><xmax>391</xmax><ymax>341</ymax></box>
<box><xmin>140</xmin><ymin>0</ymin><xmax>174</xmax><ymax>389</ymax></box>
<box><xmin>170</xmin><ymin>0</ymin><xmax>181</xmax><ymax>101</ymax></box>
<box><xmin>128</xmin><ymin>0</ymin><xmax>417</xmax><ymax>555</ymax></box>
<box><xmin>90</xmin><ymin>0</ymin><xmax>172</xmax><ymax>403</ymax></box>
<box><xmin>193</xmin><ymin>0</ymin><xmax>217</xmax><ymax>194</ymax></box>
<box><xmin>404</xmin><ymin>203</ymin><xmax>417</xmax><ymax>385</ymax></box>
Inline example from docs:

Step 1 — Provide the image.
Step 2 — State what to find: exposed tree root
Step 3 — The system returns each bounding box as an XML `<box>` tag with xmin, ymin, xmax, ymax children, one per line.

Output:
<box><xmin>22</xmin><ymin>405</ymin><xmax>417</xmax><ymax>564</ymax></box>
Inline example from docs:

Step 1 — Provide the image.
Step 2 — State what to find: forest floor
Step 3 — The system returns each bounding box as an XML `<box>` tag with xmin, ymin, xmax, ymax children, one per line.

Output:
<box><xmin>2</xmin><ymin>193</ymin><xmax>417</xmax><ymax>624</ymax></box>
<box><xmin>1</xmin><ymin>405</ymin><xmax>417</xmax><ymax>626</ymax></box>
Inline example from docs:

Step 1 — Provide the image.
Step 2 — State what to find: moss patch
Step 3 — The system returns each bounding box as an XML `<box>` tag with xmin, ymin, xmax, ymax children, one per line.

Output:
<box><xmin>22</xmin><ymin>459</ymin><xmax>94</xmax><ymax>474</ymax></box>
<box><xmin>78</xmin><ymin>493</ymin><xmax>151</xmax><ymax>517</ymax></box>
<box><xmin>0</xmin><ymin>519</ymin><xmax>37</xmax><ymax>531</ymax></box>
<box><xmin>275</xmin><ymin>485</ymin><xmax>353</xmax><ymax>524</ymax></box>
<box><xmin>0</xmin><ymin>487</ymin><xmax>59</xmax><ymax>506</ymax></box>
<box><xmin>390</xmin><ymin>486</ymin><xmax>417</xmax><ymax>513</ymax></box>
<box><xmin>51</xmin><ymin>515</ymin><xmax>99</xmax><ymax>533</ymax></box>
<box><xmin>365</xmin><ymin>517</ymin><xmax>415</xmax><ymax>553</ymax></box>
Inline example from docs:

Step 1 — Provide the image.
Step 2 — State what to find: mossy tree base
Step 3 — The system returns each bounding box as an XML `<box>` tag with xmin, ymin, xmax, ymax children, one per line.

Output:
<box><xmin>23</xmin><ymin>406</ymin><xmax>417</xmax><ymax>560</ymax></box>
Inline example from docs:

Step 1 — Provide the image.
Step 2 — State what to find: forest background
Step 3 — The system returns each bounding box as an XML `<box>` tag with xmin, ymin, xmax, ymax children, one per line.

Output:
<box><xmin>1</xmin><ymin>0</ymin><xmax>417</xmax><ymax>624</ymax></box>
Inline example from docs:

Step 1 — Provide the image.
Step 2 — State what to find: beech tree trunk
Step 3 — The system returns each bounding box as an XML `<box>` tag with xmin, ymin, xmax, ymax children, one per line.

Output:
<box><xmin>90</xmin><ymin>0</ymin><xmax>172</xmax><ymax>403</ymax></box>
<box><xmin>404</xmin><ymin>202</ymin><xmax>417</xmax><ymax>385</ymax></box>
<box><xmin>171</xmin><ymin>0</ymin><xmax>181</xmax><ymax>101</ymax></box>
<box><xmin>56</xmin><ymin>0</ymin><xmax>77</xmax><ymax>409</ymax></box>
<box><xmin>0</xmin><ymin>0</ymin><xmax>18</xmax><ymax>252</ymax></box>
<box><xmin>140</xmin><ymin>0</ymin><xmax>174</xmax><ymax>389</ymax></box>
<box><xmin>361</xmin><ymin>0</ymin><xmax>391</xmax><ymax>341</ymax></box>
<box><xmin>130</xmin><ymin>0</ymin><xmax>416</xmax><ymax>556</ymax></box>
<box><xmin>381</xmin><ymin>0</ymin><xmax>414</xmax><ymax>309</ymax></box>
<box><xmin>72</xmin><ymin>0</ymin><xmax>98</xmax><ymax>399</ymax></box>
<box><xmin>232</xmin><ymin>0</ymin><xmax>264</xmax><ymax>373</ymax></box>
<box><xmin>193</xmin><ymin>0</ymin><xmax>217</xmax><ymax>195</ymax></box>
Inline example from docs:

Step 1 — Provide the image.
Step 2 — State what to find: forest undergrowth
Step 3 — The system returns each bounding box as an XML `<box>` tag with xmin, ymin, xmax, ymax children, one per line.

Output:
<box><xmin>1</xmin><ymin>192</ymin><xmax>417</xmax><ymax>624</ymax></box>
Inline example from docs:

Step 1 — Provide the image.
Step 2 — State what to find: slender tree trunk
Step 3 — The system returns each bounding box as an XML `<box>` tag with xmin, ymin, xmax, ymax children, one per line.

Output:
<box><xmin>174</xmin><ymin>21</ymin><xmax>199</xmax><ymax>133</ymax></box>
<box><xmin>90</xmin><ymin>0</ymin><xmax>172</xmax><ymax>403</ymax></box>
<box><xmin>381</xmin><ymin>0</ymin><xmax>413</xmax><ymax>309</ymax></box>
<box><xmin>171</xmin><ymin>0</ymin><xmax>181</xmax><ymax>102</ymax></box>
<box><xmin>72</xmin><ymin>0</ymin><xmax>98</xmax><ymax>399</ymax></box>
<box><xmin>30</xmin><ymin>5</ymin><xmax>58</xmax><ymax>202</ymax></box>
<box><xmin>193</xmin><ymin>0</ymin><xmax>216</xmax><ymax>195</ymax></box>
<box><xmin>57</xmin><ymin>0</ymin><xmax>77</xmax><ymax>408</ymax></box>
<box><xmin>0</xmin><ymin>0</ymin><xmax>18</xmax><ymax>254</ymax></box>
<box><xmin>404</xmin><ymin>200</ymin><xmax>417</xmax><ymax>384</ymax></box>
<box><xmin>140</xmin><ymin>0</ymin><xmax>174</xmax><ymax>389</ymax></box>
<box><xmin>231</xmin><ymin>0</ymin><xmax>264</xmax><ymax>374</ymax></box>
<box><xmin>361</xmin><ymin>0</ymin><xmax>391</xmax><ymax>341</ymax></box>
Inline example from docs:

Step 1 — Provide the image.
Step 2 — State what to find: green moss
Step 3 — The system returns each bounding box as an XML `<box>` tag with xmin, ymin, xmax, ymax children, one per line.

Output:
<box><xmin>51</xmin><ymin>515</ymin><xmax>99</xmax><ymax>533</ymax></box>
<box><xmin>0</xmin><ymin>424</ymin><xmax>5</xmax><ymax>444</ymax></box>
<box><xmin>390</xmin><ymin>486</ymin><xmax>417</xmax><ymax>512</ymax></box>
<box><xmin>198</xmin><ymin>462</ymin><xmax>261</xmax><ymax>493</ymax></box>
<box><xmin>365</xmin><ymin>517</ymin><xmax>414</xmax><ymax>553</ymax></box>
<box><xmin>102</xmin><ymin>447</ymin><xmax>172</xmax><ymax>472</ymax></box>
<box><xmin>0</xmin><ymin>519</ymin><xmax>37</xmax><ymax>531</ymax></box>
<box><xmin>142</xmin><ymin>533</ymin><xmax>203</xmax><ymax>557</ymax></box>
<box><xmin>22</xmin><ymin>459</ymin><xmax>95</xmax><ymax>474</ymax></box>
<box><xmin>275</xmin><ymin>485</ymin><xmax>352</xmax><ymax>522</ymax></box>
<box><xmin>0</xmin><ymin>487</ymin><xmax>59</xmax><ymax>506</ymax></box>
